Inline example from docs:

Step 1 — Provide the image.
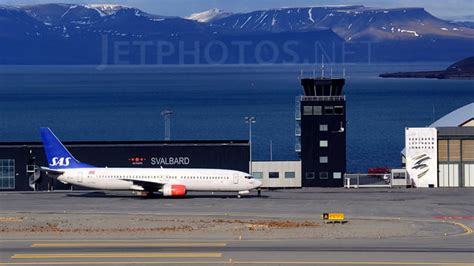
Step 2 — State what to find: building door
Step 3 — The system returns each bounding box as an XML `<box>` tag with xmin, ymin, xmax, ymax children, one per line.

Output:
<box><xmin>233</xmin><ymin>173</ymin><xmax>239</xmax><ymax>184</ymax></box>
<box><xmin>439</xmin><ymin>164</ymin><xmax>459</xmax><ymax>187</ymax></box>
<box><xmin>463</xmin><ymin>164</ymin><xmax>474</xmax><ymax>187</ymax></box>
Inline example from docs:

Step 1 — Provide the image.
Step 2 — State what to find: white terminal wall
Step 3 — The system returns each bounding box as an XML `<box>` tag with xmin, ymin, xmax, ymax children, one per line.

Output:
<box><xmin>251</xmin><ymin>161</ymin><xmax>301</xmax><ymax>188</ymax></box>
<box><xmin>405</xmin><ymin>127</ymin><xmax>438</xmax><ymax>187</ymax></box>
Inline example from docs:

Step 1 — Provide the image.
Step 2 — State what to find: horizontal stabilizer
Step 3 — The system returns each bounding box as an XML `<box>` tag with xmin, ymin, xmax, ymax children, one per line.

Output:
<box><xmin>40</xmin><ymin>167</ymin><xmax>65</xmax><ymax>176</ymax></box>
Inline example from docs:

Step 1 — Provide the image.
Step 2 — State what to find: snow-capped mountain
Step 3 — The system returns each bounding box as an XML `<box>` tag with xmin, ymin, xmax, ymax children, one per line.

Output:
<box><xmin>18</xmin><ymin>3</ymin><xmax>206</xmax><ymax>37</ymax></box>
<box><xmin>186</xmin><ymin>8</ymin><xmax>232</xmax><ymax>23</ymax></box>
<box><xmin>1</xmin><ymin>4</ymin><xmax>473</xmax><ymax>64</ymax></box>
<box><xmin>209</xmin><ymin>6</ymin><xmax>474</xmax><ymax>41</ymax></box>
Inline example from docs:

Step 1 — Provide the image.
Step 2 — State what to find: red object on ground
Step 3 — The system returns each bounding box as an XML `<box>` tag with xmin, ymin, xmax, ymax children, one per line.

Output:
<box><xmin>368</xmin><ymin>167</ymin><xmax>391</xmax><ymax>174</ymax></box>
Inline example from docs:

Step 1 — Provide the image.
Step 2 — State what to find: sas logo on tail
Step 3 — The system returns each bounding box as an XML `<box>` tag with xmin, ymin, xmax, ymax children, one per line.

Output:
<box><xmin>50</xmin><ymin>157</ymin><xmax>72</xmax><ymax>167</ymax></box>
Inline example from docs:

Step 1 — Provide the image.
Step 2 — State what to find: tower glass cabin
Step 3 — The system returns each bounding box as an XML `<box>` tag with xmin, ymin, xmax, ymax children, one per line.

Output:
<box><xmin>296</xmin><ymin>78</ymin><xmax>346</xmax><ymax>187</ymax></box>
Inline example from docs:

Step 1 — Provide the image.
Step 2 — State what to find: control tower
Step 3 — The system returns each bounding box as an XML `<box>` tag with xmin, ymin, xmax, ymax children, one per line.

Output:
<box><xmin>295</xmin><ymin>78</ymin><xmax>346</xmax><ymax>187</ymax></box>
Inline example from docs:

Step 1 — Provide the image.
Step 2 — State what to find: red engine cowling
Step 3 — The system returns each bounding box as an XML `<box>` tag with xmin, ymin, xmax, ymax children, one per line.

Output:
<box><xmin>162</xmin><ymin>184</ymin><xmax>187</xmax><ymax>197</ymax></box>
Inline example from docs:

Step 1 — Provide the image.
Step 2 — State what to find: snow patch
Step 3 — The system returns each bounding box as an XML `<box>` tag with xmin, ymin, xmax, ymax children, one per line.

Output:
<box><xmin>440</xmin><ymin>27</ymin><xmax>448</xmax><ymax>31</ymax></box>
<box><xmin>400</xmin><ymin>29</ymin><xmax>419</xmax><ymax>37</ymax></box>
<box><xmin>186</xmin><ymin>8</ymin><xmax>231</xmax><ymax>23</ymax></box>
<box><xmin>85</xmin><ymin>4</ymin><xmax>126</xmax><ymax>17</ymax></box>
<box><xmin>255</xmin><ymin>11</ymin><xmax>267</xmax><ymax>24</ymax></box>
<box><xmin>272</xmin><ymin>16</ymin><xmax>277</xmax><ymax>26</ymax></box>
<box><xmin>232</xmin><ymin>19</ymin><xmax>240</xmax><ymax>28</ymax></box>
<box><xmin>308</xmin><ymin>8</ymin><xmax>314</xmax><ymax>23</ymax></box>
<box><xmin>61</xmin><ymin>5</ymin><xmax>78</xmax><ymax>18</ymax></box>
<box><xmin>240</xmin><ymin>16</ymin><xmax>252</xmax><ymax>29</ymax></box>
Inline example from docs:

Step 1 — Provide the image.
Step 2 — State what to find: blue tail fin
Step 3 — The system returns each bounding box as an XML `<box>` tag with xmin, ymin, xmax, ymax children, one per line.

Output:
<box><xmin>40</xmin><ymin>127</ymin><xmax>94</xmax><ymax>169</ymax></box>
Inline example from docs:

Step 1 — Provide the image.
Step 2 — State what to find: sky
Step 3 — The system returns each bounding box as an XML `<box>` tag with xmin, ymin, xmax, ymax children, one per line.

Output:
<box><xmin>2</xmin><ymin>0</ymin><xmax>474</xmax><ymax>21</ymax></box>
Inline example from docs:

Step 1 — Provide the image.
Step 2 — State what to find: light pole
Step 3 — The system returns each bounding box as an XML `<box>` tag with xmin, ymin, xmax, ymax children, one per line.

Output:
<box><xmin>245</xmin><ymin>116</ymin><xmax>256</xmax><ymax>174</ymax></box>
<box><xmin>161</xmin><ymin>110</ymin><xmax>173</xmax><ymax>141</ymax></box>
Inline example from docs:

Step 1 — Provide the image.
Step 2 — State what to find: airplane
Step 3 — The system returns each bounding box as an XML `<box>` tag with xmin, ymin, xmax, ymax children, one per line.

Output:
<box><xmin>40</xmin><ymin>127</ymin><xmax>262</xmax><ymax>198</ymax></box>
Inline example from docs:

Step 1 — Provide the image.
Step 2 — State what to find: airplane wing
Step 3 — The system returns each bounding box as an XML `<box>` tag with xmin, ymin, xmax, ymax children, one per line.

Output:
<box><xmin>120</xmin><ymin>178</ymin><xmax>165</xmax><ymax>191</ymax></box>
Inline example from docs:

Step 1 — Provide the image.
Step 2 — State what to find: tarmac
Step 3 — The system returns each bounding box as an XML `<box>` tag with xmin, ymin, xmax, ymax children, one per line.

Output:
<box><xmin>0</xmin><ymin>188</ymin><xmax>473</xmax><ymax>265</ymax></box>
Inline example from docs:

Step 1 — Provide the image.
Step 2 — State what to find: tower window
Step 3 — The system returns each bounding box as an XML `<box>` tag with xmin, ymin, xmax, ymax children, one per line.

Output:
<box><xmin>320</xmin><ymin>140</ymin><xmax>328</xmax><ymax>147</ymax></box>
<box><xmin>324</xmin><ymin>106</ymin><xmax>334</xmax><ymax>115</ymax></box>
<box><xmin>320</xmin><ymin>124</ymin><xmax>328</xmax><ymax>131</ymax></box>
<box><xmin>319</xmin><ymin>172</ymin><xmax>329</xmax><ymax>179</ymax></box>
<box><xmin>319</xmin><ymin>156</ymin><xmax>328</xmax><ymax>163</ymax></box>
<box><xmin>305</xmin><ymin>172</ymin><xmax>315</xmax><ymax>179</ymax></box>
<box><xmin>313</xmin><ymin>106</ymin><xmax>322</xmax><ymax>115</ymax></box>
<box><xmin>334</xmin><ymin>106</ymin><xmax>344</xmax><ymax>115</ymax></box>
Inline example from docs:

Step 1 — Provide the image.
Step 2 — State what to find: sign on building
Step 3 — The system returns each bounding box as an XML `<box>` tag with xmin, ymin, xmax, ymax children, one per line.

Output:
<box><xmin>405</xmin><ymin>128</ymin><xmax>438</xmax><ymax>187</ymax></box>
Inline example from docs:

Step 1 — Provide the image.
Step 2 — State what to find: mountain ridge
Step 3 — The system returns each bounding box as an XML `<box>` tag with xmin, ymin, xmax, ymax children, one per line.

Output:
<box><xmin>380</xmin><ymin>56</ymin><xmax>474</xmax><ymax>79</ymax></box>
<box><xmin>1</xmin><ymin>4</ymin><xmax>473</xmax><ymax>64</ymax></box>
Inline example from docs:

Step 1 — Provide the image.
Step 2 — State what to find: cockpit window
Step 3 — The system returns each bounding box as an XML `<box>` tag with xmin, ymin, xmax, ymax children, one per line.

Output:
<box><xmin>244</xmin><ymin>176</ymin><xmax>253</xmax><ymax>179</ymax></box>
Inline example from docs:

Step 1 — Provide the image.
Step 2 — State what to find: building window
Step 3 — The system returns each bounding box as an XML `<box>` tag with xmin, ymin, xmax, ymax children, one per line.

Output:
<box><xmin>333</xmin><ymin>172</ymin><xmax>342</xmax><ymax>179</ymax></box>
<box><xmin>324</xmin><ymin>106</ymin><xmax>334</xmax><ymax>115</ymax></box>
<box><xmin>334</xmin><ymin>106</ymin><xmax>344</xmax><ymax>115</ymax></box>
<box><xmin>269</xmin><ymin>172</ymin><xmax>279</xmax><ymax>179</ymax></box>
<box><xmin>320</xmin><ymin>156</ymin><xmax>328</xmax><ymax>163</ymax></box>
<box><xmin>284</xmin><ymin>172</ymin><xmax>295</xmax><ymax>178</ymax></box>
<box><xmin>0</xmin><ymin>159</ymin><xmax>15</xmax><ymax>189</ymax></box>
<box><xmin>320</xmin><ymin>140</ymin><xmax>328</xmax><ymax>147</ymax></box>
<box><xmin>305</xmin><ymin>172</ymin><xmax>315</xmax><ymax>179</ymax></box>
<box><xmin>319</xmin><ymin>124</ymin><xmax>328</xmax><ymax>131</ymax></box>
<box><xmin>252</xmin><ymin>172</ymin><xmax>263</xmax><ymax>179</ymax></box>
<box><xmin>319</xmin><ymin>172</ymin><xmax>329</xmax><ymax>179</ymax></box>
<box><xmin>303</xmin><ymin>106</ymin><xmax>313</xmax><ymax>115</ymax></box>
<box><xmin>313</xmin><ymin>106</ymin><xmax>322</xmax><ymax>115</ymax></box>
<box><xmin>393</xmin><ymin>173</ymin><xmax>405</xmax><ymax>180</ymax></box>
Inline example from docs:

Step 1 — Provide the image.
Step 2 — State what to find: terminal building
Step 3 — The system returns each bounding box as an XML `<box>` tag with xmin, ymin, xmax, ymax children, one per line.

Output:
<box><xmin>404</xmin><ymin>103</ymin><xmax>474</xmax><ymax>187</ymax></box>
<box><xmin>0</xmin><ymin>140</ymin><xmax>249</xmax><ymax>191</ymax></box>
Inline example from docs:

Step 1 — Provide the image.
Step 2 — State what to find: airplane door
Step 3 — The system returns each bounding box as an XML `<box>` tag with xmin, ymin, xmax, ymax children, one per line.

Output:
<box><xmin>87</xmin><ymin>170</ymin><xmax>96</xmax><ymax>184</ymax></box>
<box><xmin>78</xmin><ymin>172</ymin><xmax>83</xmax><ymax>184</ymax></box>
<box><xmin>233</xmin><ymin>173</ymin><xmax>239</xmax><ymax>184</ymax></box>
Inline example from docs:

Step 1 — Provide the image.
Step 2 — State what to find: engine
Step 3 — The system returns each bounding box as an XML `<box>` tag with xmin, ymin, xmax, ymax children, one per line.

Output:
<box><xmin>161</xmin><ymin>184</ymin><xmax>187</xmax><ymax>197</ymax></box>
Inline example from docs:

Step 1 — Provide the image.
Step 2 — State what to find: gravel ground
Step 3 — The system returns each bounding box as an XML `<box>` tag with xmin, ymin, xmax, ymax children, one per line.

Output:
<box><xmin>0</xmin><ymin>212</ymin><xmax>461</xmax><ymax>240</ymax></box>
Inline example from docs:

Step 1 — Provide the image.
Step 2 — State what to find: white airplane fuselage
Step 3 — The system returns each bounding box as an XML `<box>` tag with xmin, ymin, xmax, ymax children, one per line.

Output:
<box><xmin>57</xmin><ymin>167</ymin><xmax>260</xmax><ymax>192</ymax></box>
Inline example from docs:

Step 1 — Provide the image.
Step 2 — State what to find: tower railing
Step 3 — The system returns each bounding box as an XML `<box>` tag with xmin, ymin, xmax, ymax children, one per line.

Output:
<box><xmin>299</xmin><ymin>95</ymin><xmax>345</xmax><ymax>101</ymax></box>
